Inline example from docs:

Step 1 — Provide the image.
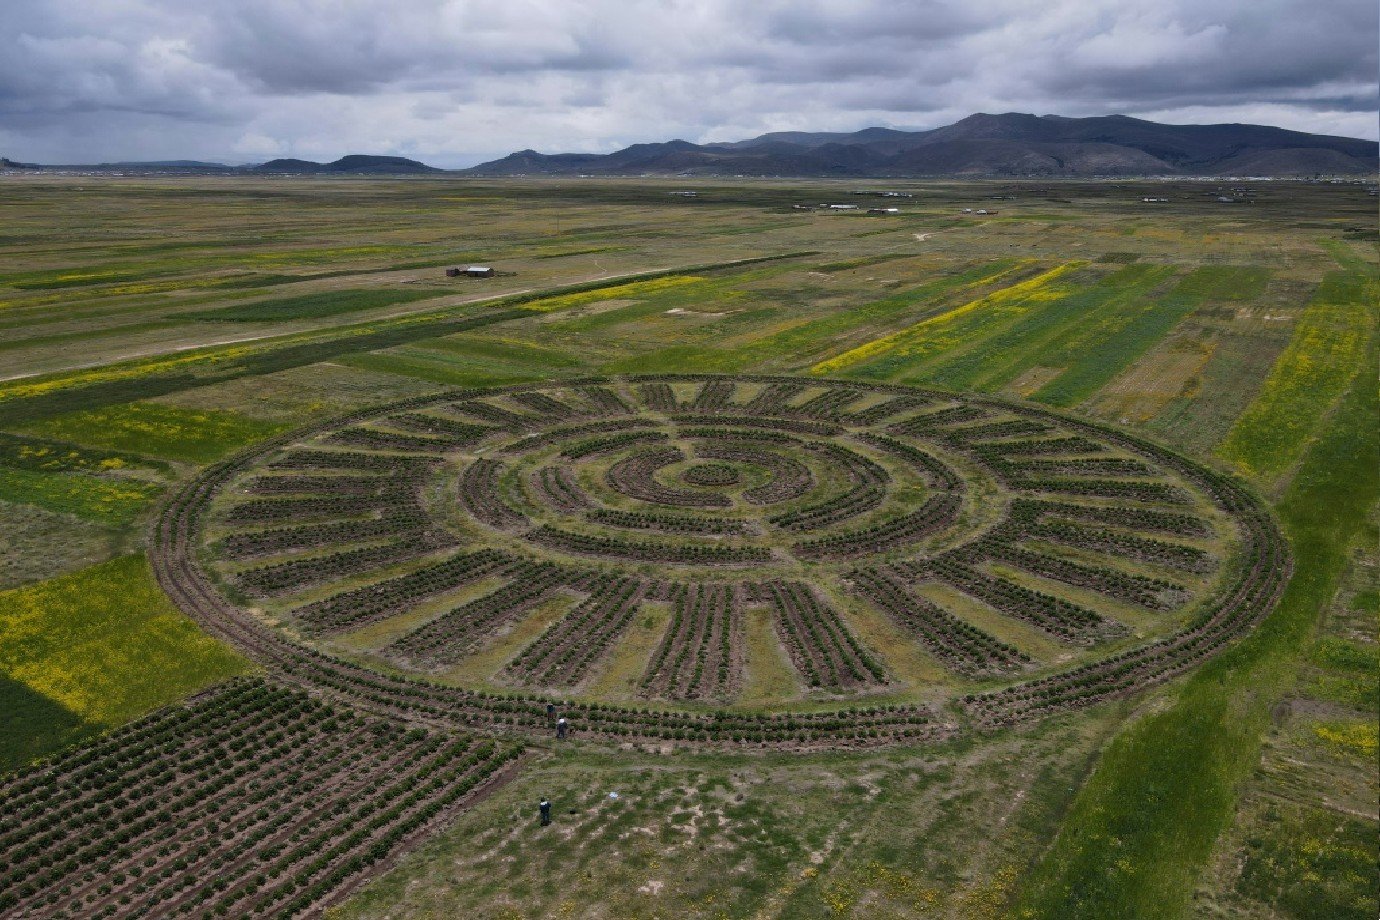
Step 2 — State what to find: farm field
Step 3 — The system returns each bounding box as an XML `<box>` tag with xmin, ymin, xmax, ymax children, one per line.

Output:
<box><xmin>0</xmin><ymin>175</ymin><xmax>1374</xmax><ymax>919</ymax></box>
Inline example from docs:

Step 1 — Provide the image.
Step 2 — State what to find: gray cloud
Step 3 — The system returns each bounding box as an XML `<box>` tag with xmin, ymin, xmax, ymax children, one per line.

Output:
<box><xmin>0</xmin><ymin>0</ymin><xmax>1374</xmax><ymax>166</ymax></box>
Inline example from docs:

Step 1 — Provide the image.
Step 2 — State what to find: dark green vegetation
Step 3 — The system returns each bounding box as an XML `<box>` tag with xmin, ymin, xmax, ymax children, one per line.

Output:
<box><xmin>189</xmin><ymin>286</ymin><xmax>453</xmax><ymax>322</ymax></box>
<box><xmin>0</xmin><ymin>175</ymin><xmax>1373</xmax><ymax>919</ymax></box>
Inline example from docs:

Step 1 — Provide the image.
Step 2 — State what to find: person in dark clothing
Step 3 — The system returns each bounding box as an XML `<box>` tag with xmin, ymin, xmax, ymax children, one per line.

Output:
<box><xmin>556</xmin><ymin>717</ymin><xmax>568</xmax><ymax>739</ymax></box>
<box><xmin>546</xmin><ymin>702</ymin><xmax>556</xmax><ymax>719</ymax></box>
<box><xmin>539</xmin><ymin>798</ymin><xmax>551</xmax><ymax>827</ymax></box>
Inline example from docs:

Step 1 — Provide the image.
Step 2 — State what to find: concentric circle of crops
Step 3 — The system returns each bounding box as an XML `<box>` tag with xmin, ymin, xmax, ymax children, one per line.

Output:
<box><xmin>155</xmin><ymin>375</ymin><xmax>1289</xmax><ymax>750</ymax></box>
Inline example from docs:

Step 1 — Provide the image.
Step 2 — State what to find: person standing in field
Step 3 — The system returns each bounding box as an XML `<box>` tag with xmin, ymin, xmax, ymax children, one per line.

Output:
<box><xmin>539</xmin><ymin>798</ymin><xmax>552</xmax><ymax>827</ymax></box>
<box><xmin>556</xmin><ymin>717</ymin><xmax>568</xmax><ymax>739</ymax></box>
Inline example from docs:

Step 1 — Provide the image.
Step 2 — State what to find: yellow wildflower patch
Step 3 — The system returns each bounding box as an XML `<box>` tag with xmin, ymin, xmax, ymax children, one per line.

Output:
<box><xmin>1313</xmin><ymin>719</ymin><xmax>1378</xmax><ymax>758</ymax></box>
<box><xmin>22</xmin><ymin>401</ymin><xmax>288</xmax><ymax>464</ymax></box>
<box><xmin>519</xmin><ymin>274</ymin><xmax>706</xmax><ymax>312</ymax></box>
<box><xmin>0</xmin><ymin>555</ymin><xmax>247</xmax><ymax>726</ymax></box>
<box><xmin>811</xmin><ymin>262</ymin><xmax>1082</xmax><ymax>375</ymax></box>
<box><xmin>1217</xmin><ymin>271</ymin><xmax>1376</xmax><ymax>478</ymax></box>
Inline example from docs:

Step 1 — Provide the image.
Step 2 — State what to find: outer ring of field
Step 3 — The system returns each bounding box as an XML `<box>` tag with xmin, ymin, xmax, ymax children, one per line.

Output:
<box><xmin>151</xmin><ymin>373</ymin><xmax>1291</xmax><ymax>751</ymax></box>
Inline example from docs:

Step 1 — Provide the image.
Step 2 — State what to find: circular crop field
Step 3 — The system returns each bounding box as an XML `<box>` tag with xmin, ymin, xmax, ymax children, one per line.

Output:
<box><xmin>156</xmin><ymin>375</ymin><xmax>1289</xmax><ymax>750</ymax></box>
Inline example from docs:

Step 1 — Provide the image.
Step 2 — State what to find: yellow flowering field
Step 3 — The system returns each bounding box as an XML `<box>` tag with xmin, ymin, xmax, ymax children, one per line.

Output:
<box><xmin>810</xmin><ymin>261</ymin><xmax>1080</xmax><ymax>376</ymax></box>
<box><xmin>1217</xmin><ymin>270</ymin><xmax>1377</xmax><ymax>479</ymax></box>
<box><xmin>0</xmin><ymin>555</ymin><xmax>247</xmax><ymax>729</ymax></box>
<box><xmin>22</xmin><ymin>401</ymin><xmax>289</xmax><ymax>463</ymax></box>
<box><xmin>518</xmin><ymin>274</ymin><xmax>706</xmax><ymax>312</ymax></box>
<box><xmin>0</xmin><ymin>467</ymin><xmax>161</xmax><ymax>524</ymax></box>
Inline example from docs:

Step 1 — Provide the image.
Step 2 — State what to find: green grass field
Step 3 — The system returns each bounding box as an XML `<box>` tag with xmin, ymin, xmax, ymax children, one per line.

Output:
<box><xmin>0</xmin><ymin>175</ymin><xmax>1373</xmax><ymax>919</ymax></box>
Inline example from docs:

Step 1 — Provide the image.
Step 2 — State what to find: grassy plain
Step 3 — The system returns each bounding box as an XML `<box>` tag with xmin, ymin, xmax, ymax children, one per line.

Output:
<box><xmin>0</xmin><ymin>174</ymin><xmax>1373</xmax><ymax>919</ymax></box>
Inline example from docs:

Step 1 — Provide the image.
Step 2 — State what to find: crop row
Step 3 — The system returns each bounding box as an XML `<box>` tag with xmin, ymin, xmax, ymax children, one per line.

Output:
<box><xmin>994</xmin><ymin>457</ymin><xmax>1157</xmax><ymax>478</ymax></box>
<box><xmin>606</xmin><ymin>447</ymin><xmax>729</xmax><ymax>508</ymax></box>
<box><xmin>459</xmin><ymin>458</ymin><xmax>527</xmax><ymax>530</ymax></box>
<box><xmin>840</xmin><ymin>394</ymin><xmax>931</xmax><ymax>426</ymax></box>
<box><xmin>908</xmin><ymin>556</ymin><xmax>1117</xmax><ymax>645</ymax></box>
<box><xmin>853</xmin><ymin>432</ymin><xmax>963</xmax><ymax>490</ymax></box>
<box><xmin>501</xmin><ymin>417</ymin><xmax>653</xmax><ymax>453</ymax></box>
<box><xmin>575</xmin><ymin>385</ymin><xmax>632</xmax><ymax>415</ymax></box>
<box><xmin>848</xmin><ymin>568</ymin><xmax>1028</xmax><ymax>676</ymax></box>
<box><xmin>510</xmin><ymin>390</ymin><xmax>586</xmax><ymax>421</ymax></box>
<box><xmin>977</xmin><ymin>537</ymin><xmax>1184</xmax><ymax>610</ymax></box>
<box><xmin>293</xmin><ymin>548</ymin><xmax>515</xmax><ymax>635</ymax></box>
<box><xmin>449</xmin><ymin>399</ymin><xmax>543</xmax><ymax>431</ymax></box>
<box><xmin>222</xmin><ymin>486</ymin><xmax>419</xmax><ymax>525</ymax></box>
<box><xmin>324</xmin><ymin>426</ymin><xmax>458</xmax><ymax>453</ymax></box>
<box><xmin>1007</xmin><ymin>497</ymin><xmax>1210</xmax><ymax>537</ymax></box>
<box><xmin>768</xmin><ymin>445</ymin><xmax>889</xmax><ymax>531</ymax></box>
<box><xmin>964</xmin><ymin>474</ymin><xmax>1290</xmax><ymax>726</ymax></box>
<box><xmin>888</xmin><ymin>404</ymin><xmax>989</xmax><ymax>437</ymax></box>
<box><xmin>586</xmin><ymin>508</ymin><xmax>755</xmax><ymax>535</ymax></box>
<box><xmin>676</xmin><ymin>427</ymin><xmax>795</xmax><ymax>443</ymax></box>
<box><xmin>760</xmin><ymin>580</ymin><xmax>885</xmax><ymax>689</ymax></box>
<box><xmin>976</xmin><ymin>435</ymin><xmax>1108</xmax><ymax>458</ymax></box>
<box><xmin>383</xmin><ymin>562</ymin><xmax>573</xmax><ymax>668</ymax></box>
<box><xmin>388</xmin><ymin>412</ymin><xmax>495</xmax><ymax>444</ymax></box>
<box><xmin>944</xmin><ymin>418</ymin><xmax>1054</xmax><ymax>446</ymax></box>
<box><xmin>740</xmin><ymin>382</ymin><xmax>807</xmax><ymax>415</ymax></box>
<box><xmin>503</xmin><ymin>575</ymin><xmax>648</xmax><ymax>687</ymax></box>
<box><xmin>790</xmin><ymin>386</ymin><xmax>862</xmax><ymax>419</ymax></box>
<box><xmin>671</xmin><ymin>413</ymin><xmax>841</xmax><ymax>436</ymax></box>
<box><xmin>638</xmin><ymin>381</ymin><xmax>678</xmax><ymax>411</ymax></box>
<box><xmin>1025</xmin><ymin>521</ymin><xmax>1215</xmax><ymax>573</ymax></box>
<box><xmin>232</xmin><ymin>532</ymin><xmax>455</xmax><ymax>596</ymax></box>
<box><xmin>793</xmin><ymin>493</ymin><xmax>961</xmax><ymax>560</ymax></box>
<box><xmin>268</xmin><ymin>449</ymin><xmax>439</xmax><ymax>473</ymax></box>
<box><xmin>1011</xmin><ymin>477</ymin><xmax>1191</xmax><ymax>505</ymax></box>
<box><xmin>241</xmin><ymin>473</ymin><xmax>398</xmax><ymax>496</ymax></box>
<box><xmin>561</xmin><ymin>430</ymin><xmax>669</xmax><ymax>459</ymax></box>
<box><xmin>688</xmin><ymin>379</ymin><xmax>735</xmax><ymax>411</ymax></box>
<box><xmin>217</xmin><ymin>509</ymin><xmax>432</xmax><ymax>560</ymax></box>
<box><xmin>530</xmin><ymin>464</ymin><xmax>590</xmax><ymax>512</ymax></box>
<box><xmin>527</xmin><ymin>525</ymin><xmax>771</xmax><ymax>565</ymax></box>
<box><xmin>0</xmin><ymin>679</ymin><xmax>522</xmax><ymax>920</ymax></box>
<box><xmin>641</xmin><ymin>583</ymin><xmax>740</xmax><ymax>700</ymax></box>
<box><xmin>696</xmin><ymin>442</ymin><xmax>814</xmax><ymax>503</ymax></box>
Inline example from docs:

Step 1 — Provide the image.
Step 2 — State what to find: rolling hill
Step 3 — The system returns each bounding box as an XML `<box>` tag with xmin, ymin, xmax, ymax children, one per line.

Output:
<box><xmin>464</xmin><ymin>112</ymin><xmax>1377</xmax><ymax>177</ymax></box>
<box><xmin>254</xmin><ymin>154</ymin><xmax>441</xmax><ymax>174</ymax></box>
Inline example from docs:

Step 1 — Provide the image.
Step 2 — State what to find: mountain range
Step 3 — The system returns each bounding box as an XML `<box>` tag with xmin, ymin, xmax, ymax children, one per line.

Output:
<box><xmin>3</xmin><ymin>114</ymin><xmax>1374</xmax><ymax>177</ymax></box>
<box><xmin>463</xmin><ymin>113</ymin><xmax>1377</xmax><ymax>177</ymax></box>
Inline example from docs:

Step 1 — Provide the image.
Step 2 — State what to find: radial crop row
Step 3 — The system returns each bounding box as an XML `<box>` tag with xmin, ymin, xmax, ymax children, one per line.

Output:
<box><xmin>640</xmin><ymin>583</ymin><xmax>742</xmax><ymax>700</ymax></box>
<box><xmin>757</xmin><ymin>580</ymin><xmax>886</xmax><ymax>690</ymax></box>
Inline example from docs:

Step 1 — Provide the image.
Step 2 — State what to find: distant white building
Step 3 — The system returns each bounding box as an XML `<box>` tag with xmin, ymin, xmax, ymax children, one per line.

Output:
<box><xmin>825</xmin><ymin>204</ymin><xmax>859</xmax><ymax>210</ymax></box>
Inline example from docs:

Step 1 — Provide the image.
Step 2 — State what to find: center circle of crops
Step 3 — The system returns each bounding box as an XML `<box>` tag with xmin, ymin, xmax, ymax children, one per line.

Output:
<box><xmin>681</xmin><ymin>462</ymin><xmax>741</xmax><ymax>488</ymax></box>
<box><xmin>159</xmin><ymin>374</ymin><xmax>1289</xmax><ymax>749</ymax></box>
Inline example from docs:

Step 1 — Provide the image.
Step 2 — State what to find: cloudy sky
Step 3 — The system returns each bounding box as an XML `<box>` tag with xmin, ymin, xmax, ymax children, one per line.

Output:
<box><xmin>2</xmin><ymin>0</ymin><xmax>1376</xmax><ymax>166</ymax></box>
